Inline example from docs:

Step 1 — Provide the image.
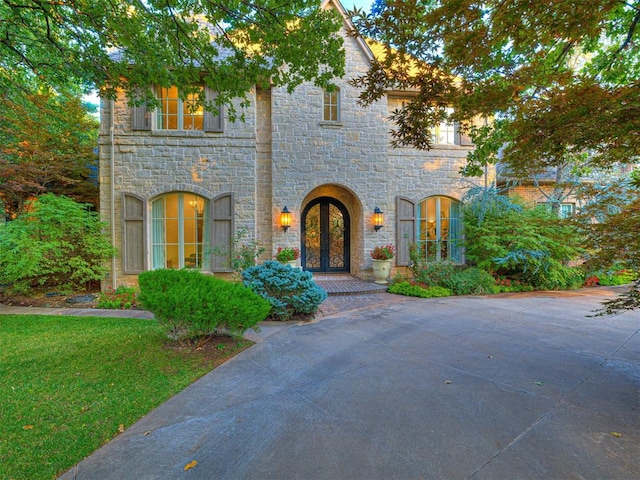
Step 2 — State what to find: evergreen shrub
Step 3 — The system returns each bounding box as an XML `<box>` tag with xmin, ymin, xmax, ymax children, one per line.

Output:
<box><xmin>138</xmin><ymin>269</ymin><xmax>270</xmax><ymax>340</ymax></box>
<box><xmin>242</xmin><ymin>260</ymin><xmax>328</xmax><ymax>320</ymax></box>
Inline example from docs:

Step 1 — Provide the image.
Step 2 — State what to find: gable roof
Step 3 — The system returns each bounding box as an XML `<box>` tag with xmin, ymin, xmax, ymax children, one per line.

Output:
<box><xmin>321</xmin><ymin>0</ymin><xmax>375</xmax><ymax>63</ymax></box>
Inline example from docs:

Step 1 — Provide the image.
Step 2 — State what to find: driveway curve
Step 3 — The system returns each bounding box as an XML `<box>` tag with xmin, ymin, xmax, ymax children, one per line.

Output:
<box><xmin>60</xmin><ymin>288</ymin><xmax>640</xmax><ymax>480</ymax></box>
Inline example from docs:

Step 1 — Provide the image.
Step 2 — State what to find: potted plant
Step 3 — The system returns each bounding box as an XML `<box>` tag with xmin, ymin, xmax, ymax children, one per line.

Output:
<box><xmin>370</xmin><ymin>244</ymin><xmax>395</xmax><ymax>284</ymax></box>
<box><xmin>275</xmin><ymin>247</ymin><xmax>301</xmax><ymax>268</ymax></box>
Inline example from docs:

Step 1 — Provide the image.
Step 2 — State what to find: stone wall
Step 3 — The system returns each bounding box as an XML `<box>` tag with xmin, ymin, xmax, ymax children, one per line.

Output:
<box><xmin>99</xmin><ymin>89</ymin><xmax>260</xmax><ymax>286</ymax></box>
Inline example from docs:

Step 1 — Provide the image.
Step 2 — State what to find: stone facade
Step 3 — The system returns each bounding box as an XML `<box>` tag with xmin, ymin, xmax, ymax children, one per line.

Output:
<box><xmin>99</xmin><ymin>0</ymin><xmax>495</xmax><ymax>287</ymax></box>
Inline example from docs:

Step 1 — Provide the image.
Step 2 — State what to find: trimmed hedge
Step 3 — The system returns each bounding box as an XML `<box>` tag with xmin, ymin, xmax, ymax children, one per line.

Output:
<box><xmin>138</xmin><ymin>269</ymin><xmax>270</xmax><ymax>341</ymax></box>
<box><xmin>242</xmin><ymin>261</ymin><xmax>327</xmax><ymax>320</ymax></box>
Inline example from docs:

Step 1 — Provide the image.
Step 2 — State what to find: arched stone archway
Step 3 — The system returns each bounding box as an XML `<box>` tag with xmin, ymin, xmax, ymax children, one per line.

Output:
<box><xmin>301</xmin><ymin>184</ymin><xmax>363</xmax><ymax>277</ymax></box>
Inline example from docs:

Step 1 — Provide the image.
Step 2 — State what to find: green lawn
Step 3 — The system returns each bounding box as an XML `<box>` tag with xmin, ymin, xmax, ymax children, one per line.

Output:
<box><xmin>0</xmin><ymin>314</ymin><xmax>250</xmax><ymax>480</ymax></box>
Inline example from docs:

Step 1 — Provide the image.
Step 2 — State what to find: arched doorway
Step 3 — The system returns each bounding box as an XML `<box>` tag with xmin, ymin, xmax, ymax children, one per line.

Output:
<box><xmin>302</xmin><ymin>197</ymin><xmax>350</xmax><ymax>272</ymax></box>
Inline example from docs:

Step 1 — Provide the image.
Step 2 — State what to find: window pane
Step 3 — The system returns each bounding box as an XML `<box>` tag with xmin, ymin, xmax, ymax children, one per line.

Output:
<box><xmin>323</xmin><ymin>89</ymin><xmax>339</xmax><ymax>121</ymax></box>
<box><xmin>156</xmin><ymin>86</ymin><xmax>180</xmax><ymax>130</ymax></box>
<box><xmin>416</xmin><ymin>196</ymin><xmax>462</xmax><ymax>263</ymax></box>
<box><xmin>152</xmin><ymin>193</ymin><xmax>208</xmax><ymax>270</ymax></box>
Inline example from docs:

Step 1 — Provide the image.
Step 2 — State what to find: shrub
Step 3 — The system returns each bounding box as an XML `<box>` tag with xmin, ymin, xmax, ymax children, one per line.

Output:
<box><xmin>409</xmin><ymin>255</ymin><xmax>456</xmax><ymax>287</ymax></box>
<box><xmin>97</xmin><ymin>286</ymin><xmax>138</xmax><ymax>309</ymax></box>
<box><xmin>593</xmin><ymin>267</ymin><xmax>637</xmax><ymax>286</ymax></box>
<box><xmin>407</xmin><ymin>252</ymin><xmax>494</xmax><ymax>295</ymax></box>
<box><xmin>388</xmin><ymin>281</ymin><xmax>452</xmax><ymax>298</ymax></box>
<box><xmin>138</xmin><ymin>269</ymin><xmax>270</xmax><ymax>341</ymax></box>
<box><xmin>0</xmin><ymin>194</ymin><xmax>116</xmax><ymax>294</ymax></box>
<box><xmin>462</xmin><ymin>187</ymin><xmax>584</xmax><ymax>290</ymax></box>
<box><xmin>208</xmin><ymin>227</ymin><xmax>265</xmax><ymax>276</ymax></box>
<box><xmin>242</xmin><ymin>260</ymin><xmax>328</xmax><ymax>320</ymax></box>
<box><xmin>447</xmin><ymin>267</ymin><xmax>496</xmax><ymax>295</ymax></box>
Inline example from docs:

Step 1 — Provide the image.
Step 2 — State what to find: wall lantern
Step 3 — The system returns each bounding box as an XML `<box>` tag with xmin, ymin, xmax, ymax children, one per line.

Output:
<box><xmin>373</xmin><ymin>207</ymin><xmax>384</xmax><ymax>231</ymax></box>
<box><xmin>280</xmin><ymin>206</ymin><xmax>292</xmax><ymax>231</ymax></box>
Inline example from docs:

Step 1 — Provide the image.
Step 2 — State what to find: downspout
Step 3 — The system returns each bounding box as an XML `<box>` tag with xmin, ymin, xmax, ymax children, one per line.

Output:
<box><xmin>110</xmin><ymin>99</ymin><xmax>117</xmax><ymax>289</ymax></box>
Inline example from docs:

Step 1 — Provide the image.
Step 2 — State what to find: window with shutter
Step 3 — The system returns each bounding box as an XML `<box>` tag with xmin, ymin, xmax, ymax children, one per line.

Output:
<box><xmin>122</xmin><ymin>193</ymin><xmax>146</xmax><ymax>273</ymax></box>
<box><xmin>132</xmin><ymin>86</ymin><xmax>223</xmax><ymax>132</ymax></box>
<box><xmin>151</xmin><ymin>193</ymin><xmax>209</xmax><ymax>270</ymax></box>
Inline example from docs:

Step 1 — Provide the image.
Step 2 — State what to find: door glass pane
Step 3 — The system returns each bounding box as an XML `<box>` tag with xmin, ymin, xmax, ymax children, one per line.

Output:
<box><xmin>328</xmin><ymin>204</ymin><xmax>345</xmax><ymax>269</ymax></box>
<box><xmin>304</xmin><ymin>204</ymin><xmax>321</xmax><ymax>269</ymax></box>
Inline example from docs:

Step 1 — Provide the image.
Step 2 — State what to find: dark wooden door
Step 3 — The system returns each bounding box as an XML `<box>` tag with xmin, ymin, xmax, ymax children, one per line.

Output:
<box><xmin>302</xmin><ymin>197</ymin><xmax>350</xmax><ymax>272</ymax></box>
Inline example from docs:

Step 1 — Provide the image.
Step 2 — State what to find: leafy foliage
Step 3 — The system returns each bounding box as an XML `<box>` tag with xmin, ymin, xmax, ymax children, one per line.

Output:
<box><xmin>371</xmin><ymin>244</ymin><xmax>396</xmax><ymax>260</ymax></box>
<box><xmin>275</xmin><ymin>247</ymin><xmax>301</xmax><ymax>262</ymax></box>
<box><xmin>0</xmin><ymin>194</ymin><xmax>115</xmax><ymax>294</ymax></box>
<box><xmin>388</xmin><ymin>281</ymin><xmax>452</xmax><ymax>298</ymax></box>
<box><xmin>575</xmin><ymin>169</ymin><xmax>640</xmax><ymax>311</ymax></box>
<box><xmin>0</xmin><ymin>90</ymin><xmax>99</xmax><ymax>219</ymax></box>
<box><xmin>209</xmin><ymin>227</ymin><xmax>265</xmax><ymax>277</ymax></box>
<box><xmin>462</xmin><ymin>188</ymin><xmax>584</xmax><ymax>290</ymax></box>
<box><xmin>407</xmin><ymin>250</ymin><xmax>495</xmax><ymax>295</ymax></box>
<box><xmin>138</xmin><ymin>269</ymin><xmax>270</xmax><ymax>341</ymax></box>
<box><xmin>242</xmin><ymin>260</ymin><xmax>328</xmax><ymax>320</ymax></box>
<box><xmin>1</xmin><ymin>0</ymin><xmax>345</xmax><ymax>120</ymax></box>
<box><xmin>96</xmin><ymin>286</ymin><xmax>138</xmax><ymax>309</ymax></box>
<box><xmin>349</xmin><ymin>1</ymin><xmax>640</xmax><ymax>174</ymax></box>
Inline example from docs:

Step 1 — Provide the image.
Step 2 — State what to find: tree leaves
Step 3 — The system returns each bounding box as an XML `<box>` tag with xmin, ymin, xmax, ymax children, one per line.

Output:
<box><xmin>349</xmin><ymin>1</ymin><xmax>640</xmax><ymax>173</ymax></box>
<box><xmin>0</xmin><ymin>0</ymin><xmax>345</xmax><ymax>114</ymax></box>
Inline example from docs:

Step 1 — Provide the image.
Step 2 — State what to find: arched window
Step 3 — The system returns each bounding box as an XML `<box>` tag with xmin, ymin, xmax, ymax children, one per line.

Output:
<box><xmin>416</xmin><ymin>196</ymin><xmax>462</xmax><ymax>262</ymax></box>
<box><xmin>151</xmin><ymin>193</ymin><xmax>208</xmax><ymax>269</ymax></box>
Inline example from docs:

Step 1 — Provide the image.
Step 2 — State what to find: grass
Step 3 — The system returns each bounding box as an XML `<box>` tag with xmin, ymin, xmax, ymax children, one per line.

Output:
<box><xmin>0</xmin><ymin>314</ymin><xmax>251</xmax><ymax>480</ymax></box>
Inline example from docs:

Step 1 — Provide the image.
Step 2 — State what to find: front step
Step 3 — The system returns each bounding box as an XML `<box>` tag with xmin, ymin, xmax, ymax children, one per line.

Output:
<box><xmin>312</xmin><ymin>274</ymin><xmax>389</xmax><ymax>296</ymax></box>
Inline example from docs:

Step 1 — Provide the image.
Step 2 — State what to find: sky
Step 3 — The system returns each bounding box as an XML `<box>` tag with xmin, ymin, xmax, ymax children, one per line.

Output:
<box><xmin>341</xmin><ymin>0</ymin><xmax>374</xmax><ymax>11</ymax></box>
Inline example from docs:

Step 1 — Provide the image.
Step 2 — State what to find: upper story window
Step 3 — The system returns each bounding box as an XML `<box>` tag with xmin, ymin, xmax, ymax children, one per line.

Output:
<box><xmin>430</xmin><ymin>107</ymin><xmax>455</xmax><ymax>145</ymax></box>
<box><xmin>132</xmin><ymin>86</ymin><xmax>224</xmax><ymax>133</ymax></box>
<box><xmin>323</xmin><ymin>88</ymin><xmax>340</xmax><ymax>122</ymax></box>
<box><xmin>538</xmin><ymin>202</ymin><xmax>576</xmax><ymax>219</ymax></box>
<box><xmin>156</xmin><ymin>86</ymin><xmax>204</xmax><ymax>131</ymax></box>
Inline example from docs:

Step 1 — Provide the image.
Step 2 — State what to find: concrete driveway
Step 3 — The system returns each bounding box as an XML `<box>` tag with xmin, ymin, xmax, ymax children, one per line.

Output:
<box><xmin>59</xmin><ymin>288</ymin><xmax>639</xmax><ymax>480</ymax></box>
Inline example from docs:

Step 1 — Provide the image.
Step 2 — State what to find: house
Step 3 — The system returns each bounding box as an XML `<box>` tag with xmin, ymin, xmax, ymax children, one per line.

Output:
<box><xmin>98</xmin><ymin>0</ymin><xmax>494</xmax><ymax>287</ymax></box>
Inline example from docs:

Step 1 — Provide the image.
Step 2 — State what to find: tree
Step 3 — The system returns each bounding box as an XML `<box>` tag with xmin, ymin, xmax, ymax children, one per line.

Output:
<box><xmin>0</xmin><ymin>194</ymin><xmax>116</xmax><ymax>294</ymax></box>
<box><xmin>349</xmin><ymin>1</ymin><xmax>639</xmax><ymax>174</ymax></box>
<box><xmin>575</xmin><ymin>170</ymin><xmax>640</xmax><ymax>314</ymax></box>
<box><xmin>349</xmin><ymin>1</ymin><xmax>640</xmax><ymax>309</ymax></box>
<box><xmin>1</xmin><ymin>0</ymin><xmax>345</xmax><ymax>114</ymax></box>
<box><xmin>0</xmin><ymin>89</ymin><xmax>99</xmax><ymax>219</ymax></box>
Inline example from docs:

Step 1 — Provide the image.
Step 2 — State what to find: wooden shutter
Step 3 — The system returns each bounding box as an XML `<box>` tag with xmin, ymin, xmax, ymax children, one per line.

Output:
<box><xmin>396</xmin><ymin>196</ymin><xmax>415</xmax><ymax>267</ymax></box>
<box><xmin>132</xmin><ymin>103</ymin><xmax>151</xmax><ymax>131</ymax></box>
<box><xmin>211</xmin><ymin>193</ymin><xmax>234</xmax><ymax>271</ymax></box>
<box><xmin>456</xmin><ymin>122</ymin><xmax>474</xmax><ymax>146</ymax></box>
<box><xmin>203</xmin><ymin>87</ymin><xmax>224</xmax><ymax>132</ymax></box>
<box><xmin>122</xmin><ymin>193</ymin><xmax>146</xmax><ymax>273</ymax></box>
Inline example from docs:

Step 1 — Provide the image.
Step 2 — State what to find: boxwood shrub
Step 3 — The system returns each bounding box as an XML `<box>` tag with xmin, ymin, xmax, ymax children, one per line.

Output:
<box><xmin>138</xmin><ymin>269</ymin><xmax>270</xmax><ymax>341</ymax></box>
<box><xmin>242</xmin><ymin>260</ymin><xmax>328</xmax><ymax>320</ymax></box>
